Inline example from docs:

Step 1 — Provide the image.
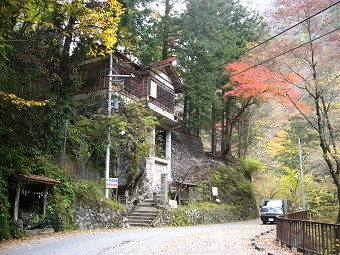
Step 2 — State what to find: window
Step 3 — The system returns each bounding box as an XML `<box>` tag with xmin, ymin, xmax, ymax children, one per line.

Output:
<box><xmin>149</xmin><ymin>80</ymin><xmax>175</xmax><ymax>109</ymax></box>
<box><xmin>80</xmin><ymin>67</ymin><xmax>100</xmax><ymax>87</ymax></box>
<box><xmin>157</xmin><ymin>84</ymin><xmax>175</xmax><ymax>109</ymax></box>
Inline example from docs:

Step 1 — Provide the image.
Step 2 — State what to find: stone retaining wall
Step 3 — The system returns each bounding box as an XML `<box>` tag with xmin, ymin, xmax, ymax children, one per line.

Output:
<box><xmin>73</xmin><ymin>200</ymin><xmax>123</xmax><ymax>230</ymax></box>
<box><xmin>171</xmin><ymin>131</ymin><xmax>210</xmax><ymax>181</ymax></box>
<box><xmin>154</xmin><ymin>206</ymin><xmax>258</xmax><ymax>227</ymax></box>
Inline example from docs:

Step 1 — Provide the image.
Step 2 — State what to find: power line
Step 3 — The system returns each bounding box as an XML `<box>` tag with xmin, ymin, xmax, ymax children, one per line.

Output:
<box><xmin>231</xmin><ymin>27</ymin><xmax>340</xmax><ymax>77</ymax></box>
<box><xmin>144</xmin><ymin>27</ymin><xmax>339</xmax><ymax>105</ymax></box>
<box><xmin>237</xmin><ymin>0</ymin><xmax>340</xmax><ymax>58</ymax></box>
<box><xmin>129</xmin><ymin>2</ymin><xmax>340</xmax><ymax>125</ymax></box>
<box><xmin>144</xmin><ymin>26</ymin><xmax>340</xmax><ymax>112</ymax></box>
<box><xmin>117</xmin><ymin>26</ymin><xmax>339</xmax><ymax>110</ymax></box>
<box><xmin>216</xmin><ymin>0</ymin><xmax>340</xmax><ymax>68</ymax></box>
<box><xmin>110</xmin><ymin>1</ymin><xmax>340</xmax><ymax>111</ymax></box>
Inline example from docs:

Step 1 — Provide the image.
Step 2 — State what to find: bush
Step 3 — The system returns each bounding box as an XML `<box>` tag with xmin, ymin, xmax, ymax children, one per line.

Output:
<box><xmin>0</xmin><ymin>174</ymin><xmax>11</xmax><ymax>240</ymax></box>
<box><xmin>168</xmin><ymin>207</ymin><xmax>193</xmax><ymax>226</ymax></box>
<box><xmin>48</xmin><ymin>182</ymin><xmax>76</xmax><ymax>232</ymax></box>
<box><xmin>239</xmin><ymin>157</ymin><xmax>264</xmax><ymax>180</ymax></box>
<box><xmin>47</xmin><ymin>179</ymin><xmax>124</xmax><ymax>231</ymax></box>
<box><xmin>160</xmin><ymin>202</ymin><xmax>255</xmax><ymax>227</ymax></box>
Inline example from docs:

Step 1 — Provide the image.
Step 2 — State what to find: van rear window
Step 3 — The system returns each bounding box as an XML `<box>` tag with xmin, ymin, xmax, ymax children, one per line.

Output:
<box><xmin>263</xmin><ymin>200</ymin><xmax>282</xmax><ymax>208</ymax></box>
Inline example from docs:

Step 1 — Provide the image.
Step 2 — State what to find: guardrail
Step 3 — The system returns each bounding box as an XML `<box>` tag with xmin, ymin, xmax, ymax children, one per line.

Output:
<box><xmin>277</xmin><ymin>211</ymin><xmax>340</xmax><ymax>254</ymax></box>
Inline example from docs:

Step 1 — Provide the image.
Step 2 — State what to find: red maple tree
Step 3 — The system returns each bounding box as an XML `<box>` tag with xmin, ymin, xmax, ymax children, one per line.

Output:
<box><xmin>224</xmin><ymin>62</ymin><xmax>310</xmax><ymax>112</ymax></box>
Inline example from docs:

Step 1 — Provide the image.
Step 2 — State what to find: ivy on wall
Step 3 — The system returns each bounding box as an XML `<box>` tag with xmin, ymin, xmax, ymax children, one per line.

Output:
<box><xmin>68</xmin><ymin>97</ymin><xmax>159</xmax><ymax>187</ymax></box>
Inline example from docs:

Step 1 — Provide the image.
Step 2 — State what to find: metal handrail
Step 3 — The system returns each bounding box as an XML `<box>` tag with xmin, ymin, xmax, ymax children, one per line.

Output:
<box><xmin>277</xmin><ymin>211</ymin><xmax>340</xmax><ymax>254</ymax></box>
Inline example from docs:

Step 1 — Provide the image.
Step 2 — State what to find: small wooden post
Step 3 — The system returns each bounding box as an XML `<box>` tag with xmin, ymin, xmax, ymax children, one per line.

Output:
<box><xmin>42</xmin><ymin>185</ymin><xmax>48</xmax><ymax>216</ymax></box>
<box><xmin>115</xmin><ymin>187</ymin><xmax>119</xmax><ymax>201</ymax></box>
<box><xmin>14</xmin><ymin>183</ymin><xmax>21</xmax><ymax>221</ymax></box>
<box><xmin>178</xmin><ymin>188</ymin><xmax>181</xmax><ymax>206</ymax></box>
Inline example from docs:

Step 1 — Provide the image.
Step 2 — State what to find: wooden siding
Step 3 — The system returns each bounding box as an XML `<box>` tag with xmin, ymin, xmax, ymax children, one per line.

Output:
<box><xmin>78</xmin><ymin>60</ymin><xmax>108</xmax><ymax>94</ymax></box>
<box><xmin>77</xmin><ymin>57</ymin><xmax>178</xmax><ymax>115</ymax></box>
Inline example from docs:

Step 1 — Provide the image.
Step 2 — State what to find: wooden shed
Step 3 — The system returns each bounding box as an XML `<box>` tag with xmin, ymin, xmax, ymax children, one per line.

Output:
<box><xmin>13</xmin><ymin>174</ymin><xmax>60</xmax><ymax>222</ymax></box>
<box><xmin>174</xmin><ymin>180</ymin><xmax>197</xmax><ymax>205</ymax></box>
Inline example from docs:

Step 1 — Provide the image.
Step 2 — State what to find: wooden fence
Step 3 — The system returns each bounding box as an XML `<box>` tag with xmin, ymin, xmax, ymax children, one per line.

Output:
<box><xmin>277</xmin><ymin>211</ymin><xmax>340</xmax><ymax>254</ymax></box>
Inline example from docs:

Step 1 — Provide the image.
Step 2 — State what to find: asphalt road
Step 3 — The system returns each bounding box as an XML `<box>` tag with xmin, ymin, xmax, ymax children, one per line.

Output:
<box><xmin>0</xmin><ymin>220</ymin><xmax>274</xmax><ymax>255</ymax></box>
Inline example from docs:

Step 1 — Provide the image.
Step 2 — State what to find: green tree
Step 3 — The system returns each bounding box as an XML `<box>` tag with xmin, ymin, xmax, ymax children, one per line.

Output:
<box><xmin>177</xmin><ymin>0</ymin><xmax>265</xmax><ymax>155</ymax></box>
<box><xmin>116</xmin><ymin>0</ymin><xmax>183</xmax><ymax>64</ymax></box>
<box><xmin>0</xmin><ymin>0</ymin><xmax>123</xmax><ymax>239</ymax></box>
<box><xmin>0</xmin><ymin>0</ymin><xmax>124</xmax><ymax>153</ymax></box>
<box><xmin>68</xmin><ymin>100</ymin><xmax>158</xmax><ymax>188</ymax></box>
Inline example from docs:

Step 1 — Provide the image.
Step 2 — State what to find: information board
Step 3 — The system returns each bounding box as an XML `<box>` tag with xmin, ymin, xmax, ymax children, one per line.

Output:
<box><xmin>106</xmin><ymin>178</ymin><xmax>119</xmax><ymax>189</ymax></box>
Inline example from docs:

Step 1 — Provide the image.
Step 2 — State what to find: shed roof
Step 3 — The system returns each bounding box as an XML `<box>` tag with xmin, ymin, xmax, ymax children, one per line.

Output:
<box><xmin>175</xmin><ymin>180</ymin><xmax>197</xmax><ymax>187</ymax></box>
<box><xmin>19</xmin><ymin>174</ymin><xmax>60</xmax><ymax>185</ymax></box>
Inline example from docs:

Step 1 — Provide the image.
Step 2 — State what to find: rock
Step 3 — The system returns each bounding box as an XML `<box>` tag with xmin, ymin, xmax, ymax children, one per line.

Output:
<box><xmin>255</xmin><ymin>244</ymin><xmax>268</xmax><ymax>251</ymax></box>
<box><xmin>25</xmin><ymin>228</ymin><xmax>54</xmax><ymax>236</ymax></box>
<box><xmin>268</xmin><ymin>252</ymin><xmax>281</xmax><ymax>255</ymax></box>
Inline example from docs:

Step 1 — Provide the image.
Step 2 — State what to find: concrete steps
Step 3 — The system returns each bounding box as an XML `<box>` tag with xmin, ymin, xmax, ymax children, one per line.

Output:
<box><xmin>127</xmin><ymin>199</ymin><xmax>159</xmax><ymax>227</ymax></box>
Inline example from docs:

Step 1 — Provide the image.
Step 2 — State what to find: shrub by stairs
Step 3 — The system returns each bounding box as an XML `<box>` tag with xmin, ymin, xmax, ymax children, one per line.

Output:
<box><xmin>127</xmin><ymin>198</ymin><xmax>160</xmax><ymax>227</ymax></box>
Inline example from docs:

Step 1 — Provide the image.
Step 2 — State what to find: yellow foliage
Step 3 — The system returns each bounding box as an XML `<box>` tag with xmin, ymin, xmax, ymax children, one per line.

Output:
<box><xmin>267</xmin><ymin>130</ymin><xmax>290</xmax><ymax>158</ymax></box>
<box><xmin>75</xmin><ymin>0</ymin><xmax>124</xmax><ymax>56</ymax></box>
<box><xmin>0</xmin><ymin>90</ymin><xmax>48</xmax><ymax>109</ymax></box>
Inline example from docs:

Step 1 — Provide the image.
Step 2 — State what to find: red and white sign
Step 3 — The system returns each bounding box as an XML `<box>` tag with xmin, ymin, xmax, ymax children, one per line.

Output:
<box><xmin>106</xmin><ymin>178</ymin><xmax>118</xmax><ymax>189</ymax></box>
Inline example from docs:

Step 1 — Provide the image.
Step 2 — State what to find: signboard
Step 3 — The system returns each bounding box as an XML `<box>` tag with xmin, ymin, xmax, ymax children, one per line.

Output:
<box><xmin>106</xmin><ymin>178</ymin><xmax>118</xmax><ymax>189</ymax></box>
<box><xmin>212</xmin><ymin>187</ymin><xmax>218</xmax><ymax>196</ymax></box>
<box><xmin>169</xmin><ymin>199</ymin><xmax>178</xmax><ymax>209</ymax></box>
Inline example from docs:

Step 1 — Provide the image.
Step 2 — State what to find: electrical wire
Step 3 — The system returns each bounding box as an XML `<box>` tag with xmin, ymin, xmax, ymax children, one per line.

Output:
<box><xmin>107</xmin><ymin>1</ymin><xmax>340</xmax><ymax>112</ymax></box>
<box><xmin>231</xmin><ymin>27</ymin><xmax>340</xmax><ymax>77</ymax></box>
<box><xmin>236</xmin><ymin>1</ymin><xmax>340</xmax><ymax>58</ymax></box>
<box><xmin>215</xmin><ymin>0</ymin><xmax>340</xmax><ymax>69</ymax></box>
<box><xmin>115</xmin><ymin>25</ymin><xmax>339</xmax><ymax>112</ymax></box>
<box><xmin>151</xmin><ymin>0</ymin><xmax>340</xmax><ymax>103</ymax></box>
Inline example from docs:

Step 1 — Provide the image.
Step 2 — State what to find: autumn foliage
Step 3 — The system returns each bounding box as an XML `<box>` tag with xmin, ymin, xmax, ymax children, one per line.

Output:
<box><xmin>0</xmin><ymin>91</ymin><xmax>49</xmax><ymax>109</ymax></box>
<box><xmin>224</xmin><ymin>62</ymin><xmax>311</xmax><ymax>112</ymax></box>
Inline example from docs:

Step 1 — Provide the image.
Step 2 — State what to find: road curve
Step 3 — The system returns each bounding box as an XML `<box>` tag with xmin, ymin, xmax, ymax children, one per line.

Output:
<box><xmin>0</xmin><ymin>220</ymin><xmax>274</xmax><ymax>255</ymax></box>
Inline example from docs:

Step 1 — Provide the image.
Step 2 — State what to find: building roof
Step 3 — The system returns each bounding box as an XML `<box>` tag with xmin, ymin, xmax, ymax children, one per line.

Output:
<box><xmin>151</xmin><ymin>56</ymin><xmax>184</xmax><ymax>93</ymax></box>
<box><xmin>79</xmin><ymin>53</ymin><xmax>184</xmax><ymax>94</ymax></box>
<box><xmin>19</xmin><ymin>174</ymin><xmax>61</xmax><ymax>185</ymax></box>
<box><xmin>175</xmin><ymin>180</ymin><xmax>197</xmax><ymax>187</ymax></box>
<box><xmin>151</xmin><ymin>56</ymin><xmax>177</xmax><ymax>69</ymax></box>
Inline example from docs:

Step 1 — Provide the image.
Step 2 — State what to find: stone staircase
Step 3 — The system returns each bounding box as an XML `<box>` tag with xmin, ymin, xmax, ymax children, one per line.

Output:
<box><xmin>127</xmin><ymin>198</ymin><xmax>160</xmax><ymax>227</ymax></box>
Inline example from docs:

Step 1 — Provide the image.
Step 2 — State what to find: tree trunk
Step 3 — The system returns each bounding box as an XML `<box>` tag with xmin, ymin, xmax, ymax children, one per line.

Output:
<box><xmin>221</xmin><ymin>106</ymin><xmax>226</xmax><ymax>152</ymax></box>
<box><xmin>337</xmin><ymin>185</ymin><xmax>340</xmax><ymax>223</ymax></box>
<box><xmin>315</xmin><ymin>95</ymin><xmax>340</xmax><ymax>222</ymax></box>
<box><xmin>237</xmin><ymin>117</ymin><xmax>242</xmax><ymax>158</ymax></box>
<box><xmin>211</xmin><ymin>104</ymin><xmax>217</xmax><ymax>154</ymax></box>
<box><xmin>222</xmin><ymin>103</ymin><xmax>233</xmax><ymax>157</ymax></box>
<box><xmin>183</xmin><ymin>95</ymin><xmax>188</xmax><ymax>122</ymax></box>
<box><xmin>162</xmin><ymin>0</ymin><xmax>171</xmax><ymax>60</ymax></box>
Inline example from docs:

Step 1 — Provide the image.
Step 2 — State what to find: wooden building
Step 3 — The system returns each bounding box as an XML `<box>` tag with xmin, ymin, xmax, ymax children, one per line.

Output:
<box><xmin>75</xmin><ymin>53</ymin><xmax>184</xmax><ymax>204</ymax></box>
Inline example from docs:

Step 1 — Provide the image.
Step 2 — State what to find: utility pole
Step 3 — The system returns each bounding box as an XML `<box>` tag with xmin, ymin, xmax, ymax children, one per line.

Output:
<box><xmin>298</xmin><ymin>137</ymin><xmax>305</xmax><ymax>210</ymax></box>
<box><xmin>105</xmin><ymin>53</ymin><xmax>113</xmax><ymax>199</ymax></box>
<box><xmin>105</xmin><ymin>53</ymin><xmax>135</xmax><ymax>199</ymax></box>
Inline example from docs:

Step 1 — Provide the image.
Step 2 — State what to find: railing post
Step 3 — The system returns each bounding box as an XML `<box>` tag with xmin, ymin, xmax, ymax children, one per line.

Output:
<box><xmin>336</xmin><ymin>225</ymin><xmax>340</xmax><ymax>255</ymax></box>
